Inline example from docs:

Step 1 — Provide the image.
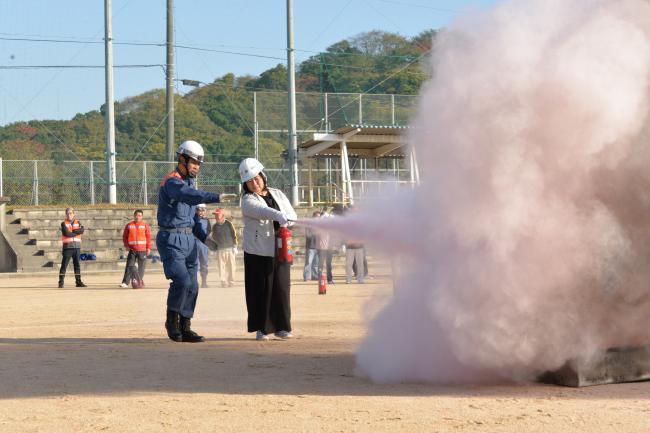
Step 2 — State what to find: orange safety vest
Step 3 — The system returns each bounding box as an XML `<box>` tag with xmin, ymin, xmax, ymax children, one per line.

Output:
<box><xmin>160</xmin><ymin>170</ymin><xmax>182</xmax><ymax>186</ymax></box>
<box><xmin>61</xmin><ymin>219</ymin><xmax>82</xmax><ymax>245</ymax></box>
<box><xmin>125</xmin><ymin>221</ymin><xmax>149</xmax><ymax>251</ymax></box>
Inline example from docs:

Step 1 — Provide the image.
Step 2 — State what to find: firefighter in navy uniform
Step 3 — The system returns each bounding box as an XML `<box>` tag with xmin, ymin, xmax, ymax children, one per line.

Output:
<box><xmin>157</xmin><ymin>140</ymin><xmax>237</xmax><ymax>343</ymax></box>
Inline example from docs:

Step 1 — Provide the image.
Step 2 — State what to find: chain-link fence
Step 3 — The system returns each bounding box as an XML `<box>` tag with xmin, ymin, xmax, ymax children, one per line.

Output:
<box><xmin>0</xmin><ymin>157</ymin><xmax>413</xmax><ymax>206</ymax></box>
<box><xmin>253</xmin><ymin>91</ymin><xmax>418</xmax><ymax>165</ymax></box>
<box><xmin>255</xmin><ymin>91</ymin><xmax>417</xmax><ymax>132</ymax></box>
<box><xmin>0</xmin><ymin>92</ymin><xmax>417</xmax><ymax>206</ymax></box>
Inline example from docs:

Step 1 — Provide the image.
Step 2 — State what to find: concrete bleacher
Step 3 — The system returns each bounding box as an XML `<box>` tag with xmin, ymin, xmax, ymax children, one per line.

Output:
<box><xmin>2</xmin><ymin>206</ymin><xmax>316</xmax><ymax>273</ymax></box>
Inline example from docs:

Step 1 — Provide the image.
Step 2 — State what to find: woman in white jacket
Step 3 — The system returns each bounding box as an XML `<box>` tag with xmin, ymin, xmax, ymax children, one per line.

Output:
<box><xmin>239</xmin><ymin>158</ymin><xmax>297</xmax><ymax>341</ymax></box>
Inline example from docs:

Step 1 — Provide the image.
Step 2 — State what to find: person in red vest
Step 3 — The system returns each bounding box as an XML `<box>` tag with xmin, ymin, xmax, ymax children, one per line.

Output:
<box><xmin>58</xmin><ymin>207</ymin><xmax>87</xmax><ymax>288</ymax></box>
<box><xmin>119</xmin><ymin>209</ymin><xmax>152</xmax><ymax>288</ymax></box>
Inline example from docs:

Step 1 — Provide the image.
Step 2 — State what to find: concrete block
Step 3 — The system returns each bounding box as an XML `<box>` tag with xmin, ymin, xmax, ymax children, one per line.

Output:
<box><xmin>539</xmin><ymin>345</ymin><xmax>650</xmax><ymax>387</ymax></box>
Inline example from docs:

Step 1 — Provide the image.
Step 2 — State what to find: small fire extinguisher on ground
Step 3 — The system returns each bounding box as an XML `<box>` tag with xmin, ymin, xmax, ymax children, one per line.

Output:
<box><xmin>318</xmin><ymin>272</ymin><xmax>327</xmax><ymax>295</ymax></box>
<box><xmin>276</xmin><ymin>226</ymin><xmax>293</xmax><ymax>264</ymax></box>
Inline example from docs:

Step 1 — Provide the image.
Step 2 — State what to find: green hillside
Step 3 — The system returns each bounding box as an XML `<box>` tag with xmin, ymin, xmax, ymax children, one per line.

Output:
<box><xmin>0</xmin><ymin>30</ymin><xmax>434</xmax><ymax>163</ymax></box>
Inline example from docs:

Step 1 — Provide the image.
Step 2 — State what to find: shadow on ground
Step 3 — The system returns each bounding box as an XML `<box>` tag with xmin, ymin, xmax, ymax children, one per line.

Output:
<box><xmin>1</xmin><ymin>337</ymin><xmax>648</xmax><ymax>400</ymax></box>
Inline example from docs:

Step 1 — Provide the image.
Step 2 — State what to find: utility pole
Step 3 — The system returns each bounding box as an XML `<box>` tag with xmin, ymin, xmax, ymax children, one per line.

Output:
<box><xmin>166</xmin><ymin>0</ymin><xmax>175</xmax><ymax>161</ymax></box>
<box><xmin>104</xmin><ymin>0</ymin><xmax>117</xmax><ymax>204</ymax></box>
<box><xmin>286</xmin><ymin>0</ymin><xmax>299</xmax><ymax>206</ymax></box>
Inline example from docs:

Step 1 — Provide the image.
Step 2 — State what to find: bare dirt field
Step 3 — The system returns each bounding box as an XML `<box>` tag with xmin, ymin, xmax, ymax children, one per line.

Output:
<box><xmin>0</xmin><ymin>266</ymin><xmax>648</xmax><ymax>433</ymax></box>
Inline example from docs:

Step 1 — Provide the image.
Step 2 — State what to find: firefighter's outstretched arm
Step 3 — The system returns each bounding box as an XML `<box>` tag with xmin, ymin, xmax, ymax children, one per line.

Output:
<box><xmin>164</xmin><ymin>178</ymin><xmax>220</xmax><ymax>205</ymax></box>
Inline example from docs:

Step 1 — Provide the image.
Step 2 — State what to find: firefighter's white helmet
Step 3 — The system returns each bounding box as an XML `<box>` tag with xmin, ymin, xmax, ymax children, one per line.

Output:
<box><xmin>239</xmin><ymin>158</ymin><xmax>265</xmax><ymax>183</ymax></box>
<box><xmin>177</xmin><ymin>140</ymin><xmax>204</xmax><ymax>163</ymax></box>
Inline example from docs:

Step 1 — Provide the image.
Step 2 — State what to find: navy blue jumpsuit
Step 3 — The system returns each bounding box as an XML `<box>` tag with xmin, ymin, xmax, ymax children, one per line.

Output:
<box><xmin>156</xmin><ymin>169</ymin><xmax>220</xmax><ymax>318</ymax></box>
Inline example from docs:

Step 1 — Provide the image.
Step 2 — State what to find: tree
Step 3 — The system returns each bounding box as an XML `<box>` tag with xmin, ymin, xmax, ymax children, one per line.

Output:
<box><xmin>246</xmin><ymin>64</ymin><xmax>287</xmax><ymax>91</ymax></box>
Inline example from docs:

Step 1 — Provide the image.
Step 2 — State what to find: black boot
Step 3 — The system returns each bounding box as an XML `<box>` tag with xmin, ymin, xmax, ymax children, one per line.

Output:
<box><xmin>75</xmin><ymin>279</ymin><xmax>87</xmax><ymax>287</ymax></box>
<box><xmin>165</xmin><ymin>310</ymin><xmax>182</xmax><ymax>342</ymax></box>
<box><xmin>180</xmin><ymin>316</ymin><xmax>205</xmax><ymax>343</ymax></box>
<box><xmin>58</xmin><ymin>277</ymin><xmax>64</xmax><ymax>288</ymax></box>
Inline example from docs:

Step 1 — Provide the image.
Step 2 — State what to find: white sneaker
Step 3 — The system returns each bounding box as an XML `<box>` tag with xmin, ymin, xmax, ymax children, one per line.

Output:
<box><xmin>119</xmin><ymin>283</ymin><xmax>128</xmax><ymax>288</ymax></box>
<box><xmin>274</xmin><ymin>330</ymin><xmax>293</xmax><ymax>339</ymax></box>
<box><xmin>256</xmin><ymin>331</ymin><xmax>269</xmax><ymax>341</ymax></box>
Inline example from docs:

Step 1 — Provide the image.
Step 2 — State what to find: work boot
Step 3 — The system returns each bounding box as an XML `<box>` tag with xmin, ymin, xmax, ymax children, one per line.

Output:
<box><xmin>165</xmin><ymin>310</ymin><xmax>182</xmax><ymax>342</ymax></box>
<box><xmin>58</xmin><ymin>277</ymin><xmax>64</xmax><ymax>288</ymax></box>
<box><xmin>180</xmin><ymin>316</ymin><xmax>205</xmax><ymax>343</ymax></box>
<box><xmin>75</xmin><ymin>280</ymin><xmax>87</xmax><ymax>288</ymax></box>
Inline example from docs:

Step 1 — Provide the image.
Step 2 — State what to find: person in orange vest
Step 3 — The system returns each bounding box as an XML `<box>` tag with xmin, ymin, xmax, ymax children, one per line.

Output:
<box><xmin>119</xmin><ymin>209</ymin><xmax>152</xmax><ymax>288</ymax></box>
<box><xmin>58</xmin><ymin>207</ymin><xmax>87</xmax><ymax>288</ymax></box>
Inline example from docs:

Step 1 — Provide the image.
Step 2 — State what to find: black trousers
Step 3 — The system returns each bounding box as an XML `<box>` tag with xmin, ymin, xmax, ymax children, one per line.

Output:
<box><xmin>244</xmin><ymin>252</ymin><xmax>291</xmax><ymax>334</ymax></box>
<box><xmin>121</xmin><ymin>250</ymin><xmax>147</xmax><ymax>284</ymax></box>
<box><xmin>59</xmin><ymin>248</ymin><xmax>81</xmax><ymax>281</ymax></box>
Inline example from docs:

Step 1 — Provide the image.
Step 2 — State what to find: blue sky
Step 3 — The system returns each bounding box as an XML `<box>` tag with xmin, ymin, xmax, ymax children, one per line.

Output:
<box><xmin>0</xmin><ymin>0</ymin><xmax>499</xmax><ymax>126</ymax></box>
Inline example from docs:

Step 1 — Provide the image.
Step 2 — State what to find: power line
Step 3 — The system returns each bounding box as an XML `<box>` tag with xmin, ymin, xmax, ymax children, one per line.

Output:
<box><xmin>0</xmin><ymin>36</ymin><xmax>287</xmax><ymax>61</ymax></box>
<box><xmin>174</xmin><ymin>44</ymin><xmax>285</xmax><ymax>61</ymax></box>
<box><xmin>0</xmin><ymin>64</ymin><xmax>164</xmax><ymax>70</ymax></box>
<box><xmin>0</xmin><ymin>35</ymin><xmax>429</xmax><ymax>60</ymax></box>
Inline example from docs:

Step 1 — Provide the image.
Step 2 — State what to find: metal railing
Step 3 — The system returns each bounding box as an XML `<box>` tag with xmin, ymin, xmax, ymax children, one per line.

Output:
<box><xmin>0</xmin><ymin>158</ymin><xmax>413</xmax><ymax>206</ymax></box>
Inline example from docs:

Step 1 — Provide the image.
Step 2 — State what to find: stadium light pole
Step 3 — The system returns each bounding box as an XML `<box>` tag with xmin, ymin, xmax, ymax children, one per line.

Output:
<box><xmin>286</xmin><ymin>0</ymin><xmax>299</xmax><ymax>206</ymax></box>
<box><xmin>166</xmin><ymin>0</ymin><xmax>175</xmax><ymax>162</ymax></box>
<box><xmin>104</xmin><ymin>0</ymin><xmax>117</xmax><ymax>204</ymax></box>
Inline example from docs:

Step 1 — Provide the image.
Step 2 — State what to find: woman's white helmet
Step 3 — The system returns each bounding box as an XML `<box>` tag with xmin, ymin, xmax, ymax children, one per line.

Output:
<box><xmin>177</xmin><ymin>140</ymin><xmax>205</xmax><ymax>163</ymax></box>
<box><xmin>239</xmin><ymin>158</ymin><xmax>264</xmax><ymax>183</ymax></box>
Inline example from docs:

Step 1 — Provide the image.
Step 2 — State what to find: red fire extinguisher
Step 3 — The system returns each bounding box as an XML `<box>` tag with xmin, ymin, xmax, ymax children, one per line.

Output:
<box><xmin>318</xmin><ymin>272</ymin><xmax>327</xmax><ymax>295</ymax></box>
<box><xmin>276</xmin><ymin>226</ymin><xmax>293</xmax><ymax>264</ymax></box>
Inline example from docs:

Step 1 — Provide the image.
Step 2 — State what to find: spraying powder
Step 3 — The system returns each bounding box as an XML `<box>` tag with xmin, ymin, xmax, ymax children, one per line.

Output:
<box><xmin>307</xmin><ymin>0</ymin><xmax>650</xmax><ymax>383</ymax></box>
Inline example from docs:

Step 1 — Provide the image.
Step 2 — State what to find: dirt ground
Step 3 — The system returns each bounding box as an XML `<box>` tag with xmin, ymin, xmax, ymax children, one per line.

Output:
<box><xmin>0</xmin><ymin>265</ymin><xmax>648</xmax><ymax>433</ymax></box>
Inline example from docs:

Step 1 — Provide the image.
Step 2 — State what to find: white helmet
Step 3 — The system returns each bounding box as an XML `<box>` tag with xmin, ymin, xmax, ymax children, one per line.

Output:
<box><xmin>239</xmin><ymin>158</ymin><xmax>264</xmax><ymax>183</ymax></box>
<box><xmin>197</xmin><ymin>203</ymin><xmax>207</xmax><ymax>209</ymax></box>
<box><xmin>177</xmin><ymin>140</ymin><xmax>204</xmax><ymax>163</ymax></box>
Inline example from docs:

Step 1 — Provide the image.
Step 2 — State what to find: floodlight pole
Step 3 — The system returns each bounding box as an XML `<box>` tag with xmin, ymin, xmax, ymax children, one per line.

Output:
<box><xmin>104</xmin><ymin>0</ymin><xmax>117</xmax><ymax>204</ymax></box>
<box><xmin>166</xmin><ymin>0</ymin><xmax>175</xmax><ymax>162</ymax></box>
<box><xmin>287</xmin><ymin>0</ymin><xmax>299</xmax><ymax>206</ymax></box>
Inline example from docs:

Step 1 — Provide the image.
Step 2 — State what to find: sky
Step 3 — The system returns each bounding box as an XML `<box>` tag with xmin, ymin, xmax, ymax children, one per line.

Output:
<box><xmin>0</xmin><ymin>0</ymin><xmax>499</xmax><ymax>126</ymax></box>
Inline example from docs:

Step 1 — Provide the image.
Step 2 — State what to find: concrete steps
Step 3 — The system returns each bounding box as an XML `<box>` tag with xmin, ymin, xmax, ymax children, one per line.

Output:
<box><xmin>3</xmin><ymin>205</ymin><xmax>316</xmax><ymax>273</ymax></box>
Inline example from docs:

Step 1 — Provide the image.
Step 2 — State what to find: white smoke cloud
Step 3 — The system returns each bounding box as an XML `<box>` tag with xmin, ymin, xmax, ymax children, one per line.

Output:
<box><xmin>309</xmin><ymin>0</ymin><xmax>650</xmax><ymax>383</ymax></box>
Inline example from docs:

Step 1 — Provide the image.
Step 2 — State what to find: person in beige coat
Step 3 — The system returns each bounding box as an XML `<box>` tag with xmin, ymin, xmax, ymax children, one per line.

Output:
<box><xmin>239</xmin><ymin>158</ymin><xmax>297</xmax><ymax>341</ymax></box>
<box><xmin>207</xmin><ymin>208</ymin><xmax>238</xmax><ymax>287</ymax></box>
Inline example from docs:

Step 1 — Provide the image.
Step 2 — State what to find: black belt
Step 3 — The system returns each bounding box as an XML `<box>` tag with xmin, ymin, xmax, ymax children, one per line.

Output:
<box><xmin>159</xmin><ymin>226</ymin><xmax>193</xmax><ymax>234</ymax></box>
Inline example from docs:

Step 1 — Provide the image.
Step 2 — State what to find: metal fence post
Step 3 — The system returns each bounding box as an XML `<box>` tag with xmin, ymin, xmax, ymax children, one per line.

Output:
<box><xmin>391</xmin><ymin>94</ymin><xmax>395</xmax><ymax>125</ymax></box>
<box><xmin>253</xmin><ymin>92</ymin><xmax>259</xmax><ymax>160</ymax></box>
<box><xmin>90</xmin><ymin>161</ymin><xmax>95</xmax><ymax>205</ymax></box>
<box><xmin>324</xmin><ymin>92</ymin><xmax>329</xmax><ymax>132</ymax></box>
<box><xmin>358</xmin><ymin>93</ymin><xmax>363</xmax><ymax>124</ymax></box>
<box><xmin>31</xmin><ymin>160</ymin><xmax>39</xmax><ymax>206</ymax></box>
<box><xmin>142</xmin><ymin>161</ymin><xmax>148</xmax><ymax>205</ymax></box>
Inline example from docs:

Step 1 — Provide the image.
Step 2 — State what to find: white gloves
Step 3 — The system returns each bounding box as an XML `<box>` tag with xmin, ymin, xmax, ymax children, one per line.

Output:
<box><xmin>220</xmin><ymin>193</ymin><xmax>238</xmax><ymax>201</ymax></box>
<box><xmin>233</xmin><ymin>247</ymin><xmax>238</xmax><ymax>255</ymax></box>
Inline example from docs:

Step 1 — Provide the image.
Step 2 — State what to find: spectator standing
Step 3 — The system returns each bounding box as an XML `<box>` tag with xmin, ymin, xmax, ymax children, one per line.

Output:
<box><xmin>206</xmin><ymin>208</ymin><xmax>238</xmax><ymax>287</ymax></box>
<box><xmin>303</xmin><ymin>211</ymin><xmax>320</xmax><ymax>281</ymax></box>
<box><xmin>119</xmin><ymin>209</ymin><xmax>151</xmax><ymax>288</ymax></box>
<box><xmin>239</xmin><ymin>158</ymin><xmax>297</xmax><ymax>341</ymax></box>
<box><xmin>58</xmin><ymin>207</ymin><xmax>87</xmax><ymax>288</ymax></box>
<box><xmin>316</xmin><ymin>211</ymin><xmax>334</xmax><ymax>284</ymax></box>
<box><xmin>195</xmin><ymin>204</ymin><xmax>211</xmax><ymax>288</ymax></box>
